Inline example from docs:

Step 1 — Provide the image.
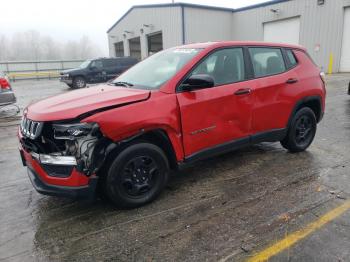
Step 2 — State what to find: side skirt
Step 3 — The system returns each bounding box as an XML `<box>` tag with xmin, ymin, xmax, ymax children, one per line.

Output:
<box><xmin>178</xmin><ymin>128</ymin><xmax>286</xmax><ymax>169</ymax></box>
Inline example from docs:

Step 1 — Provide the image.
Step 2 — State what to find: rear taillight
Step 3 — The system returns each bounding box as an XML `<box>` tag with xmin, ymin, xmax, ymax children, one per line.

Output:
<box><xmin>320</xmin><ymin>72</ymin><xmax>326</xmax><ymax>84</ymax></box>
<box><xmin>0</xmin><ymin>77</ymin><xmax>10</xmax><ymax>90</ymax></box>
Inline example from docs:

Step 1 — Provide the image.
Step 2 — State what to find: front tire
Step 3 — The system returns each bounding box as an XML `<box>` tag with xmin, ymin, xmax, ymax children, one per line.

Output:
<box><xmin>72</xmin><ymin>76</ymin><xmax>86</xmax><ymax>88</ymax></box>
<box><xmin>281</xmin><ymin>107</ymin><xmax>317</xmax><ymax>152</ymax></box>
<box><xmin>104</xmin><ymin>143</ymin><xmax>169</xmax><ymax>208</ymax></box>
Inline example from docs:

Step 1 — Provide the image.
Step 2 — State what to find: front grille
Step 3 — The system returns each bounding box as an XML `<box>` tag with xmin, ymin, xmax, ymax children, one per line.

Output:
<box><xmin>20</xmin><ymin>116</ymin><xmax>43</xmax><ymax>139</ymax></box>
<box><xmin>60</xmin><ymin>74</ymin><xmax>70</xmax><ymax>80</ymax></box>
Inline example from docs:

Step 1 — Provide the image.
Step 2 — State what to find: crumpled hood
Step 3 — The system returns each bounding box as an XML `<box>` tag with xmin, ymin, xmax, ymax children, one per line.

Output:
<box><xmin>26</xmin><ymin>84</ymin><xmax>151</xmax><ymax>121</ymax></box>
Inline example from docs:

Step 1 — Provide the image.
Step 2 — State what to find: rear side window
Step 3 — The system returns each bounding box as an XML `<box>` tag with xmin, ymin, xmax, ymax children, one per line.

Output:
<box><xmin>120</xmin><ymin>59</ymin><xmax>134</xmax><ymax>66</ymax></box>
<box><xmin>190</xmin><ymin>48</ymin><xmax>245</xmax><ymax>86</ymax></box>
<box><xmin>103</xmin><ymin>59</ymin><xmax>117</xmax><ymax>67</ymax></box>
<box><xmin>249</xmin><ymin>48</ymin><xmax>286</xmax><ymax>77</ymax></box>
<box><xmin>286</xmin><ymin>49</ymin><xmax>298</xmax><ymax>67</ymax></box>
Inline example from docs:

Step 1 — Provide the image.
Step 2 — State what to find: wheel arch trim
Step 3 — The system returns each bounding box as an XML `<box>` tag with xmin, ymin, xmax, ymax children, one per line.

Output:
<box><xmin>288</xmin><ymin>95</ymin><xmax>323</xmax><ymax>128</ymax></box>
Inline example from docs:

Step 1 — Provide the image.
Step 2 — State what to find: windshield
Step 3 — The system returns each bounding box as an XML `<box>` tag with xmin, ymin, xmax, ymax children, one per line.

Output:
<box><xmin>112</xmin><ymin>48</ymin><xmax>202</xmax><ymax>90</ymax></box>
<box><xmin>79</xmin><ymin>60</ymin><xmax>91</xmax><ymax>69</ymax></box>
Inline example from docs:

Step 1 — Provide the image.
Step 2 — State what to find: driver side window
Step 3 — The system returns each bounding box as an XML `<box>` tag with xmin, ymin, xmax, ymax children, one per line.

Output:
<box><xmin>190</xmin><ymin>48</ymin><xmax>245</xmax><ymax>86</ymax></box>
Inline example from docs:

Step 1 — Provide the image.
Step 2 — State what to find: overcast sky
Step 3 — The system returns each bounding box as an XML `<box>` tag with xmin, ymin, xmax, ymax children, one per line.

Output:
<box><xmin>0</xmin><ymin>0</ymin><xmax>269</xmax><ymax>55</ymax></box>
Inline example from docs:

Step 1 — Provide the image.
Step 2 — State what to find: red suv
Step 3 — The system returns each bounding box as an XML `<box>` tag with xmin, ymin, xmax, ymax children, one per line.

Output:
<box><xmin>18</xmin><ymin>42</ymin><xmax>326</xmax><ymax>208</ymax></box>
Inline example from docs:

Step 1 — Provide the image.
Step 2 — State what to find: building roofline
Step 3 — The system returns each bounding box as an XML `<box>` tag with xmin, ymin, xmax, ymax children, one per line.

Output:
<box><xmin>107</xmin><ymin>2</ymin><xmax>234</xmax><ymax>33</ymax></box>
<box><xmin>107</xmin><ymin>0</ymin><xmax>291</xmax><ymax>33</ymax></box>
<box><xmin>234</xmin><ymin>0</ymin><xmax>290</xmax><ymax>12</ymax></box>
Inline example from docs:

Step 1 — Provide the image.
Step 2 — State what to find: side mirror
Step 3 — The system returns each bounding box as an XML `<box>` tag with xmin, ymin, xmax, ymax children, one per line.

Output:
<box><xmin>181</xmin><ymin>74</ymin><xmax>214</xmax><ymax>91</ymax></box>
<box><xmin>90</xmin><ymin>66</ymin><xmax>97</xmax><ymax>71</ymax></box>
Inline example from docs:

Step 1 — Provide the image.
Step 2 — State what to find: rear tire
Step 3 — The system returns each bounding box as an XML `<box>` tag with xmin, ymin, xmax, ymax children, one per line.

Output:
<box><xmin>281</xmin><ymin>107</ymin><xmax>317</xmax><ymax>152</ymax></box>
<box><xmin>72</xmin><ymin>76</ymin><xmax>86</xmax><ymax>88</ymax></box>
<box><xmin>104</xmin><ymin>143</ymin><xmax>169</xmax><ymax>208</ymax></box>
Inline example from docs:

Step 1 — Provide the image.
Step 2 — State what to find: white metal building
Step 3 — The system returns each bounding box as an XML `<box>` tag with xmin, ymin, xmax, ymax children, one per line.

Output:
<box><xmin>107</xmin><ymin>0</ymin><xmax>350</xmax><ymax>72</ymax></box>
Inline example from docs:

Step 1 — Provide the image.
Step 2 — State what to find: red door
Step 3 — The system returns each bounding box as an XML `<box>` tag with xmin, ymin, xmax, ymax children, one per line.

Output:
<box><xmin>248</xmin><ymin>47</ymin><xmax>296</xmax><ymax>133</ymax></box>
<box><xmin>176</xmin><ymin>48</ymin><xmax>254</xmax><ymax>157</ymax></box>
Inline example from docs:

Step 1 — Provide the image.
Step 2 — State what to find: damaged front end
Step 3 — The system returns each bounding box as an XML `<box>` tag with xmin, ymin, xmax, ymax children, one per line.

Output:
<box><xmin>52</xmin><ymin>121</ymin><xmax>104</xmax><ymax>176</ymax></box>
<box><xmin>20</xmin><ymin>116</ymin><xmax>114</xmax><ymax>177</ymax></box>
<box><xmin>19</xmin><ymin>116</ymin><xmax>115</xmax><ymax>194</ymax></box>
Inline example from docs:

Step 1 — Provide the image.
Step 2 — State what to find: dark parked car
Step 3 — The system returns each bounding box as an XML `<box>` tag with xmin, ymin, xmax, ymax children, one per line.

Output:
<box><xmin>0</xmin><ymin>71</ymin><xmax>16</xmax><ymax>106</ymax></box>
<box><xmin>60</xmin><ymin>57</ymin><xmax>138</xmax><ymax>88</ymax></box>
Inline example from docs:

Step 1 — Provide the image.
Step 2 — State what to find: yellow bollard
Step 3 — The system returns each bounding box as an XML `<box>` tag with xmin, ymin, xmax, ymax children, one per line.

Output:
<box><xmin>327</xmin><ymin>53</ymin><xmax>334</xmax><ymax>75</ymax></box>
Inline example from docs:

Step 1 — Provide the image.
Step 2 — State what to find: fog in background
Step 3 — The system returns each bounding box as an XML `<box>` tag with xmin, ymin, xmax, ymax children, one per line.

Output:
<box><xmin>0</xmin><ymin>31</ymin><xmax>101</xmax><ymax>61</ymax></box>
<box><xmin>0</xmin><ymin>0</ymin><xmax>268</xmax><ymax>61</ymax></box>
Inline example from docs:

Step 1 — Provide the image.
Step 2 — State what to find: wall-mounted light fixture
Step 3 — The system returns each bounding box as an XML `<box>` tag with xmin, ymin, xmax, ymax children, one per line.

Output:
<box><xmin>140</xmin><ymin>28</ymin><xmax>144</xmax><ymax>34</ymax></box>
<box><xmin>270</xmin><ymin>8</ymin><xmax>280</xmax><ymax>14</ymax></box>
<box><xmin>143</xmin><ymin>24</ymin><xmax>154</xmax><ymax>30</ymax></box>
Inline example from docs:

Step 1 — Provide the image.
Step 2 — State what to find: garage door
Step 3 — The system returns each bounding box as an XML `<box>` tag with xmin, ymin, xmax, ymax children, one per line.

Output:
<box><xmin>263</xmin><ymin>17</ymin><xmax>300</xmax><ymax>45</ymax></box>
<box><xmin>147</xmin><ymin>32</ymin><xmax>163</xmax><ymax>56</ymax></box>
<box><xmin>129</xmin><ymin>37</ymin><xmax>141</xmax><ymax>60</ymax></box>
<box><xmin>340</xmin><ymin>8</ymin><xmax>350</xmax><ymax>72</ymax></box>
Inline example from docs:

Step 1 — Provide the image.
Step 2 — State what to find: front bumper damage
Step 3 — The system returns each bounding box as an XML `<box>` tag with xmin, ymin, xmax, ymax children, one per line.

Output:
<box><xmin>18</xmin><ymin>117</ymin><xmax>114</xmax><ymax>199</ymax></box>
<box><xmin>19</xmin><ymin>143</ymin><xmax>97</xmax><ymax>198</ymax></box>
<box><xmin>27</xmin><ymin>167</ymin><xmax>98</xmax><ymax>199</ymax></box>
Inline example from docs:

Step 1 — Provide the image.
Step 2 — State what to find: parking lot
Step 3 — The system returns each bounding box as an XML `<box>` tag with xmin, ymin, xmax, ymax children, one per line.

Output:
<box><xmin>1</xmin><ymin>76</ymin><xmax>350</xmax><ymax>261</ymax></box>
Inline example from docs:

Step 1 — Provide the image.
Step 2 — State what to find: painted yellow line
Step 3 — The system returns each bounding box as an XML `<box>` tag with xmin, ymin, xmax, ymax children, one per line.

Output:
<box><xmin>244</xmin><ymin>200</ymin><xmax>350</xmax><ymax>262</ymax></box>
<box><xmin>8</xmin><ymin>71</ymin><xmax>59</xmax><ymax>77</ymax></box>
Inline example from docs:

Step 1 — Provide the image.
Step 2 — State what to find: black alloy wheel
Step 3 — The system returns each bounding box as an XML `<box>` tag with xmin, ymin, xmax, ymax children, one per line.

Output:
<box><xmin>294</xmin><ymin>114</ymin><xmax>314</xmax><ymax>147</ymax></box>
<box><xmin>281</xmin><ymin>107</ymin><xmax>317</xmax><ymax>152</ymax></box>
<box><xmin>121</xmin><ymin>156</ymin><xmax>158</xmax><ymax>197</ymax></box>
<box><xmin>105</xmin><ymin>143</ymin><xmax>169</xmax><ymax>208</ymax></box>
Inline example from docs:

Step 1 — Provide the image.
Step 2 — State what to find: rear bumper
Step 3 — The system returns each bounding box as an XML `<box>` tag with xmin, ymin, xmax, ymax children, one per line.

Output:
<box><xmin>27</xmin><ymin>167</ymin><xmax>97</xmax><ymax>199</ymax></box>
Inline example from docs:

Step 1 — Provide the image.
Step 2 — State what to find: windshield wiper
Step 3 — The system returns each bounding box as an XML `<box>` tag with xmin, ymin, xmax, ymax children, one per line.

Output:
<box><xmin>110</xmin><ymin>81</ymin><xmax>134</xmax><ymax>87</ymax></box>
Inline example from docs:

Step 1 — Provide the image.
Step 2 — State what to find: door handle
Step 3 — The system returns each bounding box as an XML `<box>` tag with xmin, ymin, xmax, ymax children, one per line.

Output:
<box><xmin>234</xmin><ymin>88</ymin><xmax>251</xmax><ymax>95</ymax></box>
<box><xmin>286</xmin><ymin>78</ymin><xmax>298</xmax><ymax>84</ymax></box>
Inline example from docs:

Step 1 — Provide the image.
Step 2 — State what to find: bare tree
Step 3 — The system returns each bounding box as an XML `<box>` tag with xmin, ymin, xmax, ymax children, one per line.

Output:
<box><xmin>26</xmin><ymin>30</ymin><xmax>41</xmax><ymax>60</ymax></box>
<box><xmin>10</xmin><ymin>32</ymin><xmax>27</xmax><ymax>60</ymax></box>
<box><xmin>0</xmin><ymin>35</ymin><xmax>8</xmax><ymax>61</ymax></box>
<box><xmin>42</xmin><ymin>36</ymin><xmax>62</xmax><ymax>60</ymax></box>
<box><xmin>79</xmin><ymin>35</ymin><xmax>99</xmax><ymax>59</ymax></box>
<box><xmin>63</xmin><ymin>41</ymin><xmax>80</xmax><ymax>60</ymax></box>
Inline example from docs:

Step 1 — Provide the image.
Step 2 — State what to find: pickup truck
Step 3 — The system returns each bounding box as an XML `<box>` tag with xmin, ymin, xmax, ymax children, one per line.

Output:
<box><xmin>60</xmin><ymin>57</ymin><xmax>138</xmax><ymax>88</ymax></box>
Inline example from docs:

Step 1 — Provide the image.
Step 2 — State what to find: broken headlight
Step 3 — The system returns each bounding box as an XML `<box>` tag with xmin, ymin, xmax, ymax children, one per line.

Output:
<box><xmin>53</xmin><ymin>122</ymin><xmax>99</xmax><ymax>140</ymax></box>
<box><xmin>51</xmin><ymin>122</ymin><xmax>102</xmax><ymax>175</ymax></box>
